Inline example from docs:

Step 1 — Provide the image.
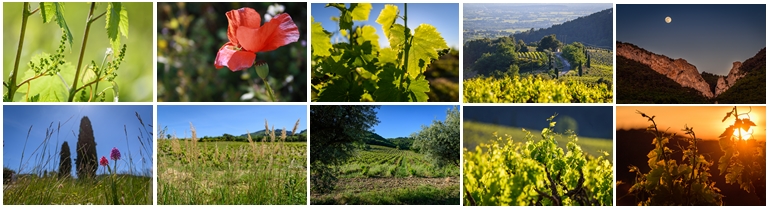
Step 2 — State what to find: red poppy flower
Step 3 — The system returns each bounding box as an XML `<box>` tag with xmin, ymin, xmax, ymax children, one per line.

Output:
<box><xmin>215</xmin><ymin>7</ymin><xmax>300</xmax><ymax>72</ymax></box>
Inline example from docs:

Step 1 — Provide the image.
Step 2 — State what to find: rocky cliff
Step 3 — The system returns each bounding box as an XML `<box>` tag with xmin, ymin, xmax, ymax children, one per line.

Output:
<box><xmin>616</xmin><ymin>42</ymin><xmax>714</xmax><ymax>98</ymax></box>
<box><xmin>715</xmin><ymin>62</ymin><xmax>745</xmax><ymax>96</ymax></box>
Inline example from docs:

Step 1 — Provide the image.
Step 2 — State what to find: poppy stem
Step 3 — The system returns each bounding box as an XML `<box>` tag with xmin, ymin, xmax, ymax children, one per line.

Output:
<box><xmin>263</xmin><ymin>78</ymin><xmax>276</xmax><ymax>102</ymax></box>
<box><xmin>8</xmin><ymin>2</ymin><xmax>31</xmax><ymax>101</ymax></box>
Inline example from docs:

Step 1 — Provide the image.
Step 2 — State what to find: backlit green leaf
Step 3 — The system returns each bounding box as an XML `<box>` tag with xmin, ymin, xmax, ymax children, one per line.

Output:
<box><xmin>40</xmin><ymin>3</ymin><xmax>73</xmax><ymax>48</ymax></box>
<box><xmin>376</xmin><ymin>4</ymin><xmax>399</xmax><ymax>38</ymax></box>
<box><xmin>407</xmin><ymin>24</ymin><xmax>448</xmax><ymax>79</ymax></box>
<box><xmin>106</xmin><ymin>2</ymin><xmax>129</xmax><ymax>52</ymax></box>
<box><xmin>349</xmin><ymin>3</ymin><xmax>372</xmax><ymax>21</ymax></box>
<box><xmin>311</xmin><ymin>17</ymin><xmax>332</xmax><ymax>57</ymax></box>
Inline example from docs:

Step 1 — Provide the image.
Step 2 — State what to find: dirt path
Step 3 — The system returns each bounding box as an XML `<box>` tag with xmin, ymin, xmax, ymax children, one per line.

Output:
<box><xmin>554</xmin><ymin>52</ymin><xmax>571</xmax><ymax>76</ymax></box>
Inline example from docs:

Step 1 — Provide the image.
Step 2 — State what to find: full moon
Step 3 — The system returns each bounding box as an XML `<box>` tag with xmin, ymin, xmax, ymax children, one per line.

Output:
<box><xmin>665</xmin><ymin>16</ymin><xmax>672</xmax><ymax>23</ymax></box>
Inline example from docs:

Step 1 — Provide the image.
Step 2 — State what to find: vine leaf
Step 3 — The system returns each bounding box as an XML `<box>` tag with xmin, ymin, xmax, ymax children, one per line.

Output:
<box><xmin>407</xmin><ymin>24</ymin><xmax>449</xmax><ymax>79</ymax></box>
<box><xmin>311</xmin><ymin>17</ymin><xmax>332</xmax><ymax>57</ymax></box>
<box><xmin>378</xmin><ymin>48</ymin><xmax>399</xmax><ymax>65</ymax></box>
<box><xmin>355</xmin><ymin>25</ymin><xmax>380</xmax><ymax>50</ymax></box>
<box><xmin>40</xmin><ymin>3</ymin><xmax>73</xmax><ymax>48</ymax></box>
<box><xmin>375</xmin><ymin>4</ymin><xmax>399</xmax><ymax>38</ymax></box>
<box><xmin>349</xmin><ymin>3</ymin><xmax>372</xmax><ymax>21</ymax></box>
<box><xmin>374</xmin><ymin>66</ymin><xmax>403</xmax><ymax>101</ymax></box>
<box><xmin>106</xmin><ymin>2</ymin><xmax>129</xmax><ymax>52</ymax></box>
<box><xmin>386</xmin><ymin>24</ymin><xmax>407</xmax><ymax>49</ymax></box>
<box><xmin>317</xmin><ymin>78</ymin><xmax>351</xmax><ymax>102</ymax></box>
<box><xmin>407</xmin><ymin>77</ymin><xmax>430</xmax><ymax>102</ymax></box>
<box><xmin>740</xmin><ymin>118</ymin><xmax>756</xmax><ymax>131</ymax></box>
<box><xmin>17</xmin><ymin>54</ymin><xmax>76</xmax><ymax>102</ymax></box>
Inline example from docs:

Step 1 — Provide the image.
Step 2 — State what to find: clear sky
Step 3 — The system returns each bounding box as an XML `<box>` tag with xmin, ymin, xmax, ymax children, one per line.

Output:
<box><xmin>312</xmin><ymin>3</ymin><xmax>460</xmax><ymax>49</ymax></box>
<box><xmin>372</xmin><ymin>105</ymin><xmax>456</xmax><ymax>138</ymax></box>
<box><xmin>617</xmin><ymin>106</ymin><xmax>766</xmax><ymax>141</ymax></box>
<box><xmin>616</xmin><ymin>4</ymin><xmax>766</xmax><ymax>75</ymax></box>
<box><xmin>3</xmin><ymin>105</ymin><xmax>153</xmax><ymax>177</ymax></box>
<box><xmin>157</xmin><ymin>105</ymin><xmax>307</xmax><ymax>138</ymax></box>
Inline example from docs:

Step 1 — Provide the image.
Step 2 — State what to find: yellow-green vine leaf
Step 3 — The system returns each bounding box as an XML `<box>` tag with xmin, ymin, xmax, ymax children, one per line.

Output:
<box><xmin>376</xmin><ymin>4</ymin><xmax>399</xmax><ymax>37</ymax></box>
<box><xmin>350</xmin><ymin>3</ymin><xmax>372</xmax><ymax>21</ymax></box>
<box><xmin>407</xmin><ymin>24</ymin><xmax>449</xmax><ymax>79</ymax></box>
<box><xmin>311</xmin><ymin>17</ymin><xmax>332</xmax><ymax>57</ymax></box>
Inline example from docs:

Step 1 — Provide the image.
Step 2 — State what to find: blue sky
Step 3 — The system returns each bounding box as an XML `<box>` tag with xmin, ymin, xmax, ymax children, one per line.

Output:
<box><xmin>3</xmin><ymin>105</ymin><xmax>153</xmax><ymax>177</ymax></box>
<box><xmin>312</xmin><ymin>3</ymin><xmax>460</xmax><ymax>49</ymax></box>
<box><xmin>157</xmin><ymin>105</ymin><xmax>307</xmax><ymax>138</ymax></box>
<box><xmin>372</xmin><ymin>105</ymin><xmax>456</xmax><ymax>138</ymax></box>
<box><xmin>617</xmin><ymin>4</ymin><xmax>765</xmax><ymax>75</ymax></box>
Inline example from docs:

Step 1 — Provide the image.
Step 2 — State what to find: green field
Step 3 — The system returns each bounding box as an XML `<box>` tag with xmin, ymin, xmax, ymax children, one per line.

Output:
<box><xmin>158</xmin><ymin>140</ymin><xmax>306</xmax><ymax>205</ymax></box>
<box><xmin>311</xmin><ymin>145</ymin><xmax>460</xmax><ymax>205</ymax></box>
<box><xmin>463</xmin><ymin>121</ymin><xmax>613</xmax><ymax>158</ymax></box>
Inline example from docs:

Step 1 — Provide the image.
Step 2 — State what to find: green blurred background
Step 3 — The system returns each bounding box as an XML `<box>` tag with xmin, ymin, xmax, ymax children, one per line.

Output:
<box><xmin>157</xmin><ymin>2</ymin><xmax>307</xmax><ymax>102</ymax></box>
<box><xmin>3</xmin><ymin>2</ymin><xmax>154</xmax><ymax>102</ymax></box>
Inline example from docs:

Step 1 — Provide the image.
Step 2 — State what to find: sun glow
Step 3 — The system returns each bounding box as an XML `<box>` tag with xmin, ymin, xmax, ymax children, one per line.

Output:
<box><xmin>732</xmin><ymin>114</ymin><xmax>755</xmax><ymax>140</ymax></box>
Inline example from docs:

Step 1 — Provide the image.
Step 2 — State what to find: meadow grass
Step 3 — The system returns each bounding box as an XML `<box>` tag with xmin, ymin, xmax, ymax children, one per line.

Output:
<box><xmin>157</xmin><ymin>122</ymin><xmax>306</xmax><ymax>205</ymax></box>
<box><xmin>3</xmin><ymin>174</ymin><xmax>151</xmax><ymax>205</ymax></box>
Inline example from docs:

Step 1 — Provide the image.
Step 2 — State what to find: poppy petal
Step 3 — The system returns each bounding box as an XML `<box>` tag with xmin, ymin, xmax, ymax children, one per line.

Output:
<box><xmin>226</xmin><ymin>7</ymin><xmax>263</xmax><ymax>44</ymax></box>
<box><xmin>237</xmin><ymin>13</ymin><xmax>300</xmax><ymax>53</ymax></box>
<box><xmin>214</xmin><ymin>43</ymin><xmax>256</xmax><ymax>72</ymax></box>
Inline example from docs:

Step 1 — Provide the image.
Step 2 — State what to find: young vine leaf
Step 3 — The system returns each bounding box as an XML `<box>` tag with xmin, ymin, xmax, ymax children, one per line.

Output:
<box><xmin>106</xmin><ymin>2</ymin><xmax>129</xmax><ymax>52</ymax></box>
<box><xmin>39</xmin><ymin>3</ymin><xmax>73</xmax><ymax>48</ymax></box>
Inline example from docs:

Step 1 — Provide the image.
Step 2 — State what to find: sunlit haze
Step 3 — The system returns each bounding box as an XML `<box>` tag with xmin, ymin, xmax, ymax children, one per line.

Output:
<box><xmin>616</xmin><ymin>106</ymin><xmax>765</xmax><ymax>140</ymax></box>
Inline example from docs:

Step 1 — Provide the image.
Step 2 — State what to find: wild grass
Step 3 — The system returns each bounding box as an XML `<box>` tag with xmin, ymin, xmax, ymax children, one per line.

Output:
<box><xmin>157</xmin><ymin>120</ymin><xmax>306</xmax><ymax>205</ymax></box>
<box><xmin>3</xmin><ymin>113</ymin><xmax>153</xmax><ymax>205</ymax></box>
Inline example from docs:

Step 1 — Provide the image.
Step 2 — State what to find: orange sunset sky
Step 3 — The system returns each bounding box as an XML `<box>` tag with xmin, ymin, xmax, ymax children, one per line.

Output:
<box><xmin>616</xmin><ymin>106</ymin><xmax>766</xmax><ymax>140</ymax></box>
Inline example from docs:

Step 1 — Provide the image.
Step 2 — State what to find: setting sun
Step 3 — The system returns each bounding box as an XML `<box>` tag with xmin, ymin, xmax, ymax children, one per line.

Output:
<box><xmin>732</xmin><ymin>114</ymin><xmax>756</xmax><ymax>140</ymax></box>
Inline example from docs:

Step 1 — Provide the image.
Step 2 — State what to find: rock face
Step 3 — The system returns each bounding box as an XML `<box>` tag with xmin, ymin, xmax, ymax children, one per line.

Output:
<box><xmin>616</xmin><ymin>42</ymin><xmax>714</xmax><ymax>98</ymax></box>
<box><xmin>715</xmin><ymin>62</ymin><xmax>745</xmax><ymax>96</ymax></box>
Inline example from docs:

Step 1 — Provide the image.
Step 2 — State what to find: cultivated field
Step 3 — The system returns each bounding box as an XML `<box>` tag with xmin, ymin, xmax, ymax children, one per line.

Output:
<box><xmin>311</xmin><ymin>145</ymin><xmax>460</xmax><ymax>205</ymax></box>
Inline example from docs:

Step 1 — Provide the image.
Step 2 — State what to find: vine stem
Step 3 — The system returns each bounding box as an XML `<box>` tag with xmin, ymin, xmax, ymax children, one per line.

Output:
<box><xmin>402</xmin><ymin>3</ymin><xmax>410</xmax><ymax>83</ymax></box>
<box><xmin>9</xmin><ymin>2</ymin><xmax>31</xmax><ymax>101</ymax></box>
<box><xmin>68</xmin><ymin>2</ymin><xmax>97</xmax><ymax>102</ymax></box>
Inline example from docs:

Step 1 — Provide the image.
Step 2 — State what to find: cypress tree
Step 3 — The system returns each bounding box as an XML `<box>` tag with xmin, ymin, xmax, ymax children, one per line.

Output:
<box><xmin>58</xmin><ymin>141</ymin><xmax>72</xmax><ymax>178</ymax></box>
<box><xmin>75</xmin><ymin>116</ymin><xmax>97</xmax><ymax>178</ymax></box>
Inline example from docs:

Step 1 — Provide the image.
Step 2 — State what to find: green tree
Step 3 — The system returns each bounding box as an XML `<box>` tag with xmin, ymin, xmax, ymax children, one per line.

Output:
<box><xmin>517</xmin><ymin>39</ymin><xmax>528</xmax><ymax>52</ymax></box>
<box><xmin>411</xmin><ymin>106</ymin><xmax>460</xmax><ymax>167</ymax></box>
<box><xmin>562</xmin><ymin>42</ymin><xmax>586</xmax><ymax>70</ymax></box>
<box><xmin>58</xmin><ymin>141</ymin><xmax>72</xmax><ymax>178</ymax></box>
<box><xmin>473</xmin><ymin>52</ymin><xmax>516</xmax><ymax>76</ymax></box>
<box><xmin>310</xmin><ymin>105</ymin><xmax>380</xmax><ymax>193</ymax></box>
<box><xmin>536</xmin><ymin>34</ymin><xmax>561</xmax><ymax>52</ymax></box>
<box><xmin>554</xmin><ymin>116</ymin><xmax>578</xmax><ymax>135</ymax></box>
<box><xmin>75</xmin><ymin>116</ymin><xmax>97</xmax><ymax>179</ymax></box>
